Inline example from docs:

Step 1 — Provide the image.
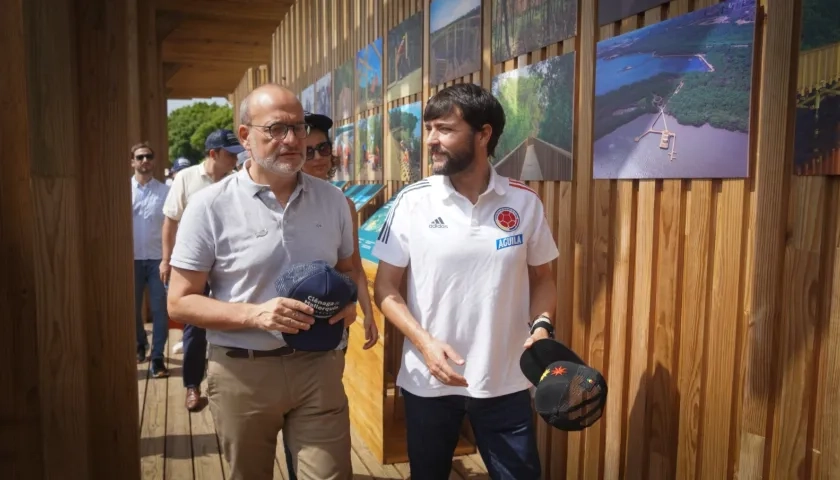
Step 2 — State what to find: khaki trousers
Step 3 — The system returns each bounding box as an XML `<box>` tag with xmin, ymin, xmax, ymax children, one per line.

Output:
<box><xmin>206</xmin><ymin>344</ymin><xmax>352</xmax><ymax>480</ymax></box>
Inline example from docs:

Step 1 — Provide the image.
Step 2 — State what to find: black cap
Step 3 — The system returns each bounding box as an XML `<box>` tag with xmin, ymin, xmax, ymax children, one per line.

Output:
<box><xmin>305</xmin><ymin>111</ymin><xmax>333</xmax><ymax>134</ymax></box>
<box><xmin>205</xmin><ymin>129</ymin><xmax>245</xmax><ymax>154</ymax></box>
<box><xmin>273</xmin><ymin>260</ymin><xmax>357</xmax><ymax>351</ymax></box>
<box><xmin>520</xmin><ymin>339</ymin><xmax>607</xmax><ymax>431</ymax></box>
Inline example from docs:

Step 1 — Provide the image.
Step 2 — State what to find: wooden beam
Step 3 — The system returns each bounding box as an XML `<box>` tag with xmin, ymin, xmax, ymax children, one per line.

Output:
<box><xmin>163</xmin><ymin>62</ymin><xmax>182</xmax><ymax>82</ymax></box>
<box><xmin>155</xmin><ymin>0</ymin><xmax>294</xmax><ymax>22</ymax></box>
<box><xmin>161</xmin><ymin>40</ymin><xmax>270</xmax><ymax>64</ymax></box>
<box><xmin>155</xmin><ymin>10</ymin><xmax>183</xmax><ymax>43</ymax></box>
<box><xmin>164</xmin><ymin>17</ymin><xmax>279</xmax><ymax>41</ymax></box>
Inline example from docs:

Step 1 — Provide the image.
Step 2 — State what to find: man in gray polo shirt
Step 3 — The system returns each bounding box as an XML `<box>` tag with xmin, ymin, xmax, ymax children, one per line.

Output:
<box><xmin>166</xmin><ymin>83</ymin><xmax>357</xmax><ymax>480</ymax></box>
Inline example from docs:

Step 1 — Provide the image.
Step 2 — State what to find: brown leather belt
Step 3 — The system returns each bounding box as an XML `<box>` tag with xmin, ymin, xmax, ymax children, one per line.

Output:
<box><xmin>220</xmin><ymin>345</ymin><xmax>296</xmax><ymax>359</ymax></box>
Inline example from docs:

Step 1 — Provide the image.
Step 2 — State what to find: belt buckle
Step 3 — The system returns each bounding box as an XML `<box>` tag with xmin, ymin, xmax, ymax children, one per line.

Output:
<box><xmin>279</xmin><ymin>346</ymin><xmax>296</xmax><ymax>356</ymax></box>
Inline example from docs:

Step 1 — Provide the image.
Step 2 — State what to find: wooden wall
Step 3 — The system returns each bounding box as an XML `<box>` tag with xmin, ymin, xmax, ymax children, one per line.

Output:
<box><xmin>230</xmin><ymin>64</ymin><xmax>271</xmax><ymax>129</ymax></box>
<box><xmin>267</xmin><ymin>0</ymin><xmax>840</xmax><ymax>478</ymax></box>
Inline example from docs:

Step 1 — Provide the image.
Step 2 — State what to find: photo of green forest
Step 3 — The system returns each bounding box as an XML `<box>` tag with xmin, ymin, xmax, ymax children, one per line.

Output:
<box><xmin>491</xmin><ymin>0</ymin><xmax>576</xmax><ymax>64</ymax></box>
<box><xmin>598</xmin><ymin>0</ymin><xmax>669</xmax><ymax>26</ymax></box>
<box><xmin>386</xmin><ymin>13</ymin><xmax>423</xmax><ymax>102</ymax></box>
<box><xmin>333</xmin><ymin>60</ymin><xmax>354</xmax><ymax>120</ymax></box>
<box><xmin>430</xmin><ymin>0</ymin><xmax>482</xmax><ymax>85</ymax></box>
<box><xmin>793</xmin><ymin>0</ymin><xmax>840</xmax><ymax>176</ymax></box>
<box><xmin>356</xmin><ymin>38</ymin><xmax>383</xmax><ymax>112</ymax></box>
<box><xmin>593</xmin><ymin>0</ymin><xmax>756</xmax><ymax>179</ymax></box>
<box><xmin>387</xmin><ymin>102</ymin><xmax>422</xmax><ymax>182</ymax></box>
<box><xmin>355</xmin><ymin>113</ymin><xmax>383</xmax><ymax>182</ymax></box>
<box><xmin>799</xmin><ymin>0</ymin><xmax>840</xmax><ymax>51</ymax></box>
<box><xmin>491</xmin><ymin>52</ymin><xmax>575</xmax><ymax>181</ymax></box>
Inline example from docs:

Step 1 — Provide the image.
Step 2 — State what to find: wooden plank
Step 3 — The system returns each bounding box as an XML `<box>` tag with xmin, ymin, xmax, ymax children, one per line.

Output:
<box><xmin>192</xmin><ymin>378</ymin><xmax>225</xmax><ymax>479</ymax></box>
<box><xmin>140</xmin><ymin>337</ymin><xmax>167</xmax><ymax>479</ymax></box>
<box><xmin>164</xmin><ymin>330</ymin><xmax>192</xmax><ymax>480</ymax></box>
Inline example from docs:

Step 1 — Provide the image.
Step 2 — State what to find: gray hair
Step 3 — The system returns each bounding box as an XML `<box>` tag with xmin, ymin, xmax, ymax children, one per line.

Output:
<box><xmin>239</xmin><ymin>95</ymin><xmax>251</xmax><ymax>126</ymax></box>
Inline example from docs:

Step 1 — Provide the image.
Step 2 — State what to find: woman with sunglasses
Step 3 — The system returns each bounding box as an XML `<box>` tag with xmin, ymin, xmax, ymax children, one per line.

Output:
<box><xmin>301</xmin><ymin>112</ymin><xmax>379</xmax><ymax>352</ymax></box>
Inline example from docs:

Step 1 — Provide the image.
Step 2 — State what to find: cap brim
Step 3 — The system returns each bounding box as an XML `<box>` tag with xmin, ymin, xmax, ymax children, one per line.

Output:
<box><xmin>222</xmin><ymin>144</ymin><xmax>245</xmax><ymax>154</ymax></box>
<box><xmin>305</xmin><ymin>113</ymin><xmax>333</xmax><ymax>133</ymax></box>
<box><xmin>520</xmin><ymin>339</ymin><xmax>586</xmax><ymax>386</ymax></box>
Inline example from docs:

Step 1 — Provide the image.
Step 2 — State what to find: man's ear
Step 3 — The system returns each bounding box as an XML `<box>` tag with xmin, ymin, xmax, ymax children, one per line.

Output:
<box><xmin>478</xmin><ymin>124</ymin><xmax>493</xmax><ymax>148</ymax></box>
<box><xmin>238</xmin><ymin>124</ymin><xmax>251</xmax><ymax>150</ymax></box>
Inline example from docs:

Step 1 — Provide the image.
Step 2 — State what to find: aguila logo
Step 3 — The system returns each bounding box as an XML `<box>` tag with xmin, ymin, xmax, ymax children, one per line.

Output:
<box><xmin>494</xmin><ymin>207</ymin><xmax>520</xmax><ymax>232</ymax></box>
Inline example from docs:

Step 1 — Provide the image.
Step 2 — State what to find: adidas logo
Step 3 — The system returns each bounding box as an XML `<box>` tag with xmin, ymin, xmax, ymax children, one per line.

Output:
<box><xmin>428</xmin><ymin>217</ymin><xmax>448</xmax><ymax>228</ymax></box>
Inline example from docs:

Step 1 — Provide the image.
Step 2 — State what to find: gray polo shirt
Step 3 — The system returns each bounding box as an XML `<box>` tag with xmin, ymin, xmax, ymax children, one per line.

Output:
<box><xmin>170</xmin><ymin>167</ymin><xmax>355</xmax><ymax>350</ymax></box>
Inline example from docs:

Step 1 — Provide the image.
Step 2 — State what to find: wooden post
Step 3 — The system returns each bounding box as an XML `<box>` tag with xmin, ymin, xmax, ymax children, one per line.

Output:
<box><xmin>1</xmin><ymin>0</ymin><xmax>141</xmax><ymax>477</ymax></box>
<box><xmin>139</xmin><ymin>0</ymin><xmax>167</xmax><ymax>180</ymax></box>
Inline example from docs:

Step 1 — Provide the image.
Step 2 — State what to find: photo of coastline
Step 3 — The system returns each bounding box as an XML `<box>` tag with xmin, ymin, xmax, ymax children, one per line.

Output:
<box><xmin>593</xmin><ymin>0</ymin><xmax>757</xmax><ymax>179</ymax></box>
<box><xmin>386</xmin><ymin>13</ymin><xmax>423</xmax><ymax>102</ymax></box>
<box><xmin>598</xmin><ymin>0</ymin><xmax>669</xmax><ymax>27</ymax></box>
<box><xmin>491</xmin><ymin>52</ymin><xmax>575</xmax><ymax>181</ymax></box>
<box><xmin>492</xmin><ymin>0</ymin><xmax>576</xmax><ymax>64</ymax></box>
<box><xmin>430</xmin><ymin>0</ymin><xmax>482</xmax><ymax>85</ymax></box>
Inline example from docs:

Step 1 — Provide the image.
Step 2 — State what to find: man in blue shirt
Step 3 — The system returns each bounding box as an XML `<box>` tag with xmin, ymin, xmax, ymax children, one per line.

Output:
<box><xmin>131</xmin><ymin>141</ymin><xmax>171</xmax><ymax>378</ymax></box>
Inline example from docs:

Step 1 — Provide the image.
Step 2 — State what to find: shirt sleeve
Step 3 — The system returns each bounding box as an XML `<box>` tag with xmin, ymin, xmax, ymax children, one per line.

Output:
<box><xmin>337</xmin><ymin>194</ymin><xmax>355</xmax><ymax>260</ymax></box>
<box><xmin>162</xmin><ymin>172</ymin><xmax>188</xmax><ymax>221</ymax></box>
<box><xmin>527</xmin><ymin>202</ymin><xmax>559</xmax><ymax>267</ymax></box>
<box><xmin>169</xmin><ymin>196</ymin><xmax>216</xmax><ymax>272</ymax></box>
<box><xmin>371</xmin><ymin>193</ymin><xmax>410</xmax><ymax>267</ymax></box>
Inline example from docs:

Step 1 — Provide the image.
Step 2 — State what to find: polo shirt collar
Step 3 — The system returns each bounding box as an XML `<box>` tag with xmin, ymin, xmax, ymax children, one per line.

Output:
<box><xmin>430</xmin><ymin>163</ymin><xmax>507</xmax><ymax>200</ymax></box>
<box><xmin>237</xmin><ymin>159</ymin><xmax>309</xmax><ymax>197</ymax></box>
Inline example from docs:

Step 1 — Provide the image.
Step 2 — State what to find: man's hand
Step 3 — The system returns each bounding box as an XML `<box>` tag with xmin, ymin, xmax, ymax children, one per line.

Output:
<box><xmin>329</xmin><ymin>302</ymin><xmax>357</xmax><ymax>328</ymax></box>
<box><xmin>247</xmin><ymin>298</ymin><xmax>315</xmax><ymax>333</ymax></box>
<box><xmin>419</xmin><ymin>337</ymin><xmax>468</xmax><ymax>387</ymax></box>
<box><xmin>159</xmin><ymin>260</ymin><xmax>172</xmax><ymax>285</ymax></box>
<box><xmin>523</xmin><ymin>325</ymin><xmax>550</xmax><ymax>349</ymax></box>
<box><xmin>362</xmin><ymin>317</ymin><xmax>379</xmax><ymax>350</ymax></box>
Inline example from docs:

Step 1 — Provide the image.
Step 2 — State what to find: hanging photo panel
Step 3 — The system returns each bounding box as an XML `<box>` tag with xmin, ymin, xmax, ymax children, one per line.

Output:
<box><xmin>386</xmin><ymin>13</ymin><xmax>423</xmax><ymax>102</ymax></box>
<box><xmin>491</xmin><ymin>0</ymin><xmax>577</xmax><ymax>64</ymax></box>
<box><xmin>429</xmin><ymin>0</ymin><xmax>482</xmax><ymax>85</ymax></box>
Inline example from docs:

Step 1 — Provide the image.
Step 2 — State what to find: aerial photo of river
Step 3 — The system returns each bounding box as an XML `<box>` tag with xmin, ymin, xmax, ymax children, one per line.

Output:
<box><xmin>593</xmin><ymin>111</ymin><xmax>749</xmax><ymax>179</ymax></box>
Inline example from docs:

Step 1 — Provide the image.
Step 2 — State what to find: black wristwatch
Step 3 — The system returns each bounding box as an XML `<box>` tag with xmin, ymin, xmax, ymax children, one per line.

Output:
<box><xmin>529</xmin><ymin>315</ymin><xmax>555</xmax><ymax>339</ymax></box>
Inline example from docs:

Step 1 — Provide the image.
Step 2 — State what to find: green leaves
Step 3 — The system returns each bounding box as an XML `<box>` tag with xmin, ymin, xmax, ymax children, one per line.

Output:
<box><xmin>167</xmin><ymin>102</ymin><xmax>234</xmax><ymax>164</ymax></box>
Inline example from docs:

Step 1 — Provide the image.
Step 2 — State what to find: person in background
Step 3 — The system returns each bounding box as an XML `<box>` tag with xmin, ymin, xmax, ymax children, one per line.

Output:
<box><xmin>236</xmin><ymin>150</ymin><xmax>249</xmax><ymax>171</ymax></box>
<box><xmin>161</xmin><ymin>129</ymin><xmax>242</xmax><ymax>412</ymax></box>
<box><xmin>372</xmin><ymin>83</ymin><xmax>558</xmax><ymax>479</ymax></box>
<box><xmin>167</xmin><ymin>157</ymin><xmax>191</xmax><ymax>186</ymax></box>
<box><xmin>130</xmin><ymin>141</ymin><xmax>170</xmax><ymax>378</ymax></box>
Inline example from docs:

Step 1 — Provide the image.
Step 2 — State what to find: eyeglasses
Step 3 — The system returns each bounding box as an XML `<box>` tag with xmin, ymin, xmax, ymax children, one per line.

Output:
<box><xmin>134</xmin><ymin>154</ymin><xmax>154</xmax><ymax>161</ymax></box>
<box><xmin>248</xmin><ymin>122</ymin><xmax>311</xmax><ymax>141</ymax></box>
<box><xmin>306</xmin><ymin>141</ymin><xmax>333</xmax><ymax>160</ymax></box>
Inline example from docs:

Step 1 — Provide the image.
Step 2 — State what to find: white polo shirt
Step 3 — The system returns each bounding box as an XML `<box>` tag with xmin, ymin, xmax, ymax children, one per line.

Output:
<box><xmin>162</xmin><ymin>163</ymin><xmax>215</xmax><ymax>221</ymax></box>
<box><xmin>372</xmin><ymin>167</ymin><xmax>559</xmax><ymax>398</ymax></box>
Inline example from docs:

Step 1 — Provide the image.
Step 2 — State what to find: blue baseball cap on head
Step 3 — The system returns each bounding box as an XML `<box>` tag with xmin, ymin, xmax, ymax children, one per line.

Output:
<box><xmin>273</xmin><ymin>260</ymin><xmax>357</xmax><ymax>351</ymax></box>
<box><xmin>171</xmin><ymin>157</ymin><xmax>191</xmax><ymax>173</ymax></box>
<box><xmin>205</xmin><ymin>128</ymin><xmax>245</xmax><ymax>154</ymax></box>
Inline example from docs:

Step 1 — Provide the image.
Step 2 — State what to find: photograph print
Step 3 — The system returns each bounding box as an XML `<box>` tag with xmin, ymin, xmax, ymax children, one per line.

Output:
<box><xmin>387</xmin><ymin>102</ymin><xmax>423</xmax><ymax>182</ymax></box>
<box><xmin>430</xmin><ymin>0</ymin><xmax>482</xmax><ymax>85</ymax></box>
<box><xmin>301</xmin><ymin>84</ymin><xmax>315</xmax><ymax>114</ymax></box>
<box><xmin>491</xmin><ymin>0</ymin><xmax>577</xmax><ymax>64</ymax></box>
<box><xmin>491</xmin><ymin>52</ymin><xmax>576</xmax><ymax>181</ymax></box>
<box><xmin>386</xmin><ymin>12</ymin><xmax>423</xmax><ymax>102</ymax></box>
<box><xmin>315</xmin><ymin>72</ymin><xmax>332</xmax><ymax>117</ymax></box>
<box><xmin>593</xmin><ymin>0</ymin><xmax>757</xmax><ymax>180</ymax></box>
<box><xmin>793</xmin><ymin>0</ymin><xmax>840</xmax><ymax>175</ymax></box>
<box><xmin>356</xmin><ymin>113</ymin><xmax>383</xmax><ymax>182</ymax></box>
<box><xmin>356</xmin><ymin>38</ymin><xmax>383</xmax><ymax>112</ymax></box>
<box><xmin>333</xmin><ymin>59</ymin><xmax>354</xmax><ymax>121</ymax></box>
<box><xmin>598</xmin><ymin>0</ymin><xmax>670</xmax><ymax>27</ymax></box>
<box><xmin>334</xmin><ymin>123</ymin><xmax>355</xmax><ymax>181</ymax></box>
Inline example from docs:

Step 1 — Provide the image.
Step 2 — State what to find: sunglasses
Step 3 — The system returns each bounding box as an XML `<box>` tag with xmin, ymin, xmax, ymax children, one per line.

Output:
<box><xmin>134</xmin><ymin>154</ymin><xmax>154</xmax><ymax>161</ymax></box>
<box><xmin>306</xmin><ymin>141</ymin><xmax>333</xmax><ymax>160</ymax></box>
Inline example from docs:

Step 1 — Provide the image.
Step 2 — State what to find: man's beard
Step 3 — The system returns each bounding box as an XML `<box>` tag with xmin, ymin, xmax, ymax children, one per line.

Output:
<box><xmin>430</xmin><ymin>143</ymin><xmax>473</xmax><ymax>176</ymax></box>
<box><xmin>254</xmin><ymin>148</ymin><xmax>303</xmax><ymax>176</ymax></box>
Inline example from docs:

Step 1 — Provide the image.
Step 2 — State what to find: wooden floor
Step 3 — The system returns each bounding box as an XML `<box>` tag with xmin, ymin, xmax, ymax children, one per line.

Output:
<box><xmin>139</xmin><ymin>328</ymin><xmax>489</xmax><ymax>479</ymax></box>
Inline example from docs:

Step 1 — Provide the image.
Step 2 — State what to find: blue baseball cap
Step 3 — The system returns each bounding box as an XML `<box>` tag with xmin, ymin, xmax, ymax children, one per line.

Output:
<box><xmin>205</xmin><ymin>129</ymin><xmax>245</xmax><ymax>154</ymax></box>
<box><xmin>171</xmin><ymin>157</ymin><xmax>191</xmax><ymax>173</ymax></box>
<box><xmin>273</xmin><ymin>260</ymin><xmax>357</xmax><ymax>351</ymax></box>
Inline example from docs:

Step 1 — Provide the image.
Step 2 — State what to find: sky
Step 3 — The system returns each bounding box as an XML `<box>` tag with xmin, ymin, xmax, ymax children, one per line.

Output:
<box><xmin>167</xmin><ymin>97</ymin><xmax>230</xmax><ymax>115</ymax></box>
<box><xmin>430</xmin><ymin>0</ymin><xmax>481</xmax><ymax>33</ymax></box>
<box><xmin>357</xmin><ymin>37</ymin><xmax>383</xmax><ymax>88</ymax></box>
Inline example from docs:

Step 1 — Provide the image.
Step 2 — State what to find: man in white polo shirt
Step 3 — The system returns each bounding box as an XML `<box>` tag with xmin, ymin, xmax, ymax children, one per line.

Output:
<box><xmin>372</xmin><ymin>83</ymin><xmax>559</xmax><ymax>479</ymax></box>
<box><xmin>166</xmin><ymin>83</ymin><xmax>358</xmax><ymax>480</ymax></box>
<box><xmin>160</xmin><ymin>129</ymin><xmax>241</xmax><ymax>412</ymax></box>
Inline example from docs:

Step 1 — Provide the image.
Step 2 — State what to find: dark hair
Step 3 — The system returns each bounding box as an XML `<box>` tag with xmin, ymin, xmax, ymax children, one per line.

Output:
<box><xmin>130</xmin><ymin>141</ymin><xmax>154</xmax><ymax>157</ymax></box>
<box><xmin>423</xmin><ymin>83</ymin><xmax>506</xmax><ymax>157</ymax></box>
<box><xmin>309</xmin><ymin>126</ymin><xmax>339</xmax><ymax>179</ymax></box>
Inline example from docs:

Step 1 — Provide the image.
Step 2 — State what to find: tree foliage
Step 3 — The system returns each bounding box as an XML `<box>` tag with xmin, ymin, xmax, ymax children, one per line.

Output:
<box><xmin>167</xmin><ymin>102</ymin><xmax>234</xmax><ymax>164</ymax></box>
